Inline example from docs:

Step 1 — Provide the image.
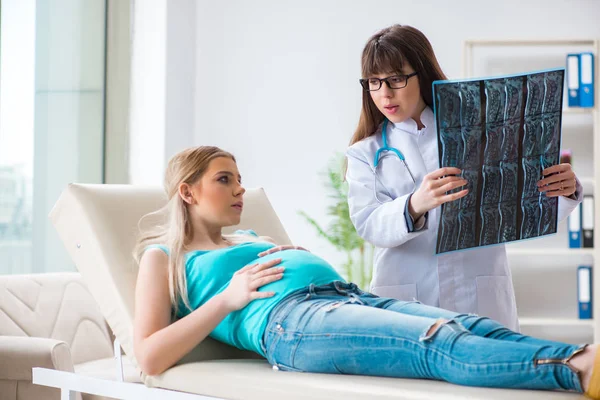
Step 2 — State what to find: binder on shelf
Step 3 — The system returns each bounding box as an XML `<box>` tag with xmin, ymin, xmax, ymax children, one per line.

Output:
<box><xmin>580</xmin><ymin>52</ymin><xmax>595</xmax><ymax>108</ymax></box>
<box><xmin>578</xmin><ymin>266</ymin><xmax>593</xmax><ymax>319</ymax></box>
<box><xmin>567</xmin><ymin>53</ymin><xmax>580</xmax><ymax>107</ymax></box>
<box><xmin>583</xmin><ymin>195</ymin><xmax>595</xmax><ymax>248</ymax></box>
<box><xmin>569</xmin><ymin>203</ymin><xmax>582</xmax><ymax>248</ymax></box>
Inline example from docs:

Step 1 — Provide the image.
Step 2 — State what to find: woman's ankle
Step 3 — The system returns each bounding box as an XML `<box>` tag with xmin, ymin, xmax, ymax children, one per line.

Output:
<box><xmin>569</xmin><ymin>344</ymin><xmax>596</xmax><ymax>393</ymax></box>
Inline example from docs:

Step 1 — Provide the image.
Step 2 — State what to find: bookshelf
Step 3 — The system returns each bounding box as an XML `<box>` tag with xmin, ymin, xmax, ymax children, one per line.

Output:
<box><xmin>463</xmin><ymin>39</ymin><xmax>600</xmax><ymax>343</ymax></box>
<box><xmin>519</xmin><ymin>317</ymin><xmax>595</xmax><ymax>327</ymax></box>
<box><xmin>506</xmin><ymin>248</ymin><xmax>595</xmax><ymax>257</ymax></box>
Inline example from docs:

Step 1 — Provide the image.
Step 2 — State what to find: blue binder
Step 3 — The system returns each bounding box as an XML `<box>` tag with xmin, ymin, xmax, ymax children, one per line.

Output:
<box><xmin>578</xmin><ymin>266</ymin><xmax>593</xmax><ymax>319</ymax></box>
<box><xmin>580</xmin><ymin>52</ymin><xmax>595</xmax><ymax>108</ymax></box>
<box><xmin>583</xmin><ymin>195</ymin><xmax>595</xmax><ymax>248</ymax></box>
<box><xmin>567</xmin><ymin>53</ymin><xmax>580</xmax><ymax>107</ymax></box>
<box><xmin>569</xmin><ymin>203</ymin><xmax>582</xmax><ymax>248</ymax></box>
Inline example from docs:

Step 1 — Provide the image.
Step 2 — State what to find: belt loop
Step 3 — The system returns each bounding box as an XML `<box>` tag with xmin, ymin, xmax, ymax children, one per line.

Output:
<box><xmin>349</xmin><ymin>292</ymin><xmax>364</xmax><ymax>304</ymax></box>
<box><xmin>333</xmin><ymin>281</ymin><xmax>347</xmax><ymax>295</ymax></box>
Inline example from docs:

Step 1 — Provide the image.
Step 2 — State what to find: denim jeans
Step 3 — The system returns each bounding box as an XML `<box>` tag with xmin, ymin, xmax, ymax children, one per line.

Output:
<box><xmin>261</xmin><ymin>281</ymin><xmax>584</xmax><ymax>393</ymax></box>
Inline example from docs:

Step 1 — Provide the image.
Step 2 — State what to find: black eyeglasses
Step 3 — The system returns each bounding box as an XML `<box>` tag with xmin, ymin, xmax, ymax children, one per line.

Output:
<box><xmin>359</xmin><ymin>72</ymin><xmax>419</xmax><ymax>91</ymax></box>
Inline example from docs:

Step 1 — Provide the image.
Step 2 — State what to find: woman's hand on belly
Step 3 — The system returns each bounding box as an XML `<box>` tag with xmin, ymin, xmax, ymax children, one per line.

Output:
<box><xmin>258</xmin><ymin>245</ymin><xmax>309</xmax><ymax>257</ymax></box>
<box><xmin>221</xmin><ymin>258</ymin><xmax>285</xmax><ymax>312</ymax></box>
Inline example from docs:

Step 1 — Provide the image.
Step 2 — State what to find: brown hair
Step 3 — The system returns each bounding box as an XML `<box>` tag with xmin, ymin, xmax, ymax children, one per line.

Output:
<box><xmin>349</xmin><ymin>24</ymin><xmax>447</xmax><ymax>147</ymax></box>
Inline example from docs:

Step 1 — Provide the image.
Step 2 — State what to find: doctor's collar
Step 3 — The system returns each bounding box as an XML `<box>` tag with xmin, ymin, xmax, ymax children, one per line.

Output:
<box><xmin>391</xmin><ymin>106</ymin><xmax>434</xmax><ymax>135</ymax></box>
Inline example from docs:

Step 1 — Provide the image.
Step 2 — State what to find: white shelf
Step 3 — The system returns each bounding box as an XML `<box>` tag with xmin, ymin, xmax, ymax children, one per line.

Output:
<box><xmin>465</xmin><ymin>39</ymin><xmax>597</xmax><ymax>47</ymax></box>
<box><xmin>507</xmin><ymin>248</ymin><xmax>595</xmax><ymax>256</ymax></box>
<box><xmin>519</xmin><ymin>317</ymin><xmax>594</xmax><ymax>327</ymax></box>
<box><xmin>581</xmin><ymin>177</ymin><xmax>595</xmax><ymax>187</ymax></box>
<box><xmin>563</xmin><ymin>107</ymin><xmax>597</xmax><ymax>114</ymax></box>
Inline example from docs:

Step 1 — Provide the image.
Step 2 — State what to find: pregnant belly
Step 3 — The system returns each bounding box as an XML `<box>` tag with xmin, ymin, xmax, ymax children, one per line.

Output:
<box><xmin>253</xmin><ymin>250</ymin><xmax>342</xmax><ymax>291</ymax></box>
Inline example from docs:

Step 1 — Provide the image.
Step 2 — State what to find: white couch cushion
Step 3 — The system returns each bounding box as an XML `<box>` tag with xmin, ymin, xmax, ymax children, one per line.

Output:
<box><xmin>74</xmin><ymin>356</ymin><xmax>141</xmax><ymax>384</ymax></box>
<box><xmin>144</xmin><ymin>358</ymin><xmax>581</xmax><ymax>400</ymax></box>
<box><xmin>0</xmin><ymin>272</ymin><xmax>113</xmax><ymax>365</ymax></box>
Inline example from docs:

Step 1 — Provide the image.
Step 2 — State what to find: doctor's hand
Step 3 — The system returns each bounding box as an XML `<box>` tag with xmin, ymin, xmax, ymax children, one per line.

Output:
<box><xmin>258</xmin><ymin>245</ymin><xmax>309</xmax><ymax>257</ymax></box>
<box><xmin>408</xmin><ymin>167</ymin><xmax>469</xmax><ymax>220</ymax></box>
<box><xmin>221</xmin><ymin>258</ymin><xmax>285</xmax><ymax>312</ymax></box>
<box><xmin>537</xmin><ymin>164</ymin><xmax>578</xmax><ymax>198</ymax></box>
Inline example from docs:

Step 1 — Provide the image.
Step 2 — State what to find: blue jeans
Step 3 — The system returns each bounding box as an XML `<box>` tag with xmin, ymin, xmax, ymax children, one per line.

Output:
<box><xmin>261</xmin><ymin>281</ymin><xmax>584</xmax><ymax>393</ymax></box>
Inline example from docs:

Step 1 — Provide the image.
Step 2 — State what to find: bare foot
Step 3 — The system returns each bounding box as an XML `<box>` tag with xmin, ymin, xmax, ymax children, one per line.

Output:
<box><xmin>570</xmin><ymin>344</ymin><xmax>597</xmax><ymax>392</ymax></box>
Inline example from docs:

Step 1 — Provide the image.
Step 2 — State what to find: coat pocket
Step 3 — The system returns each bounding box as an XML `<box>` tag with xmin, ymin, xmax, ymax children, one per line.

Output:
<box><xmin>371</xmin><ymin>283</ymin><xmax>417</xmax><ymax>301</ymax></box>
<box><xmin>475</xmin><ymin>275</ymin><xmax>517</xmax><ymax>328</ymax></box>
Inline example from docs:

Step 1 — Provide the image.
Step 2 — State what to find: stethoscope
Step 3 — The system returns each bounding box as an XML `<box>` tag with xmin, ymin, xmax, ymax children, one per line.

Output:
<box><xmin>373</xmin><ymin>119</ymin><xmax>417</xmax><ymax>204</ymax></box>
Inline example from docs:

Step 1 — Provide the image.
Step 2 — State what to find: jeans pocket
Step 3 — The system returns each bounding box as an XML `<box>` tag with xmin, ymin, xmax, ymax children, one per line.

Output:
<box><xmin>265</xmin><ymin>326</ymin><xmax>283</xmax><ymax>358</ymax></box>
<box><xmin>268</xmin><ymin>330</ymin><xmax>303</xmax><ymax>370</ymax></box>
<box><xmin>272</xmin><ymin>360</ymin><xmax>304</xmax><ymax>372</ymax></box>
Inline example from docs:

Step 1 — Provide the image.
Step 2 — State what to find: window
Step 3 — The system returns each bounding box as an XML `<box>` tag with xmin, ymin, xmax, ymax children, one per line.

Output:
<box><xmin>0</xmin><ymin>0</ymin><xmax>107</xmax><ymax>274</ymax></box>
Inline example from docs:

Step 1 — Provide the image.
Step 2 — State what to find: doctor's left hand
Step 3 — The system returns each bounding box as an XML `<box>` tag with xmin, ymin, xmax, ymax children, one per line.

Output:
<box><xmin>537</xmin><ymin>164</ymin><xmax>578</xmax><ymax>198</ymax></box>
<box><xmin>258</xmin><ymin>245</ymin><xmax>310</xmax><ymax>257</ymax></box>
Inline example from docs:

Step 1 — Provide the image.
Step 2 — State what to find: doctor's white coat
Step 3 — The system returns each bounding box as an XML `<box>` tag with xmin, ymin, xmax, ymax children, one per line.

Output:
<box><xmin>346</xmin><ymin>107</ymin><xmax>582</xmax><ymax>331</ymax></box>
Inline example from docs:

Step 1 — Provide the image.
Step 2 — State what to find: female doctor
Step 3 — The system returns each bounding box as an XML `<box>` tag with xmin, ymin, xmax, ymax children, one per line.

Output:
<box><xmin>345</xmin><ymin>24</ymin><xmax>583</xmax><ymax>331</ymax></box>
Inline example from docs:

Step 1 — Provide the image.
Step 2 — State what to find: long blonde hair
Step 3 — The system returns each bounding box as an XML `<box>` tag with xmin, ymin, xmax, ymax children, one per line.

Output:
<box><xmin>133</xmin><ymin>146</ymin><xmax>251</xmax><ymax>315</ymax></box>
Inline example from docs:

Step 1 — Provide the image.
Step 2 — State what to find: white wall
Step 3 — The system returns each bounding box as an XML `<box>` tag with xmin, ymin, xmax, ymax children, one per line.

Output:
<box><xmin>105</xmin><ymin>0</ymin><xmax>132</xmax><ymax>184</ymax></box>
<box><xmin>129</xmin><ymin>0</ymin><xmax>196</xmax><ymax>185</ymax></box>
<box><xmin>191</xmin><ymin>0</ymin><xmax>600</xmax><ymax>267</ymax></box>
<box><xmin>126</xmin><ymin>0</ymin><xmax>600</xmax><ymax>267</ymax></box>
<box><xmin>129</xmin><ymin>0</ymin><xmax>167</xmax><ymax>185</ymax></box>
<box><xmin>165</xmin><ymin>0</ymin><xmax>196</xmax><ymax>162</ymax></box>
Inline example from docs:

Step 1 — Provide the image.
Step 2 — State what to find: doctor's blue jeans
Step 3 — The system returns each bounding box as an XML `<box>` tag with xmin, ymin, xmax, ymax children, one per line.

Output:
<box><xmin>261</xmin><ymin>281</ymin><xmax>584</xmax><ymax>393</ymax></box>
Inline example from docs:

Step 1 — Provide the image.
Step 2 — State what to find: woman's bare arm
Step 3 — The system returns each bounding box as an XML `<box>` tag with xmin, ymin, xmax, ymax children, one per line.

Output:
<box><xmin>133</xmin><ymin>248</ymin><xmax>284</xmax><ymax>376</ymax></box>
<box><xmin>133</xmin><ymin>249</ymin><xmax>231</xmax><ymax>376</ymax></box>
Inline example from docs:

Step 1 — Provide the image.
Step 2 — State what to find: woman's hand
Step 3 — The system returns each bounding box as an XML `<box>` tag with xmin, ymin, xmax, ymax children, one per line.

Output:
<box><xmin>538</xmin><ymin>164</ymin><xmax>578</xmax><ymax>198</ymax></box>
<box><xmin>408</xmin><ymin>167</ymin><xmax>468</xmax><ymax>220</ymax></box>
<box><xmin>221</xmin><ymin>258</ymin><xmax>285</xmax><ymax>312</ymax></box>
<box><xmin>257</xmin><ymin>245</ymin><xmax>309</xmax><ymax>257</ymax></box>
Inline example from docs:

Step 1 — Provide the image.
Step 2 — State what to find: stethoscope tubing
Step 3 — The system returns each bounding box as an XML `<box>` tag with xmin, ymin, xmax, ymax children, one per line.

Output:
<box><xmin>372</xmin><ymin>119</ymin><xmax>417</xmax><ymax>204</ymax></box>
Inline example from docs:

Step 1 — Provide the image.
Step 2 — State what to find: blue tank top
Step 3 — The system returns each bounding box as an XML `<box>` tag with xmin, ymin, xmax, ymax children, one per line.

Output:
<box><xmin>148</xmin><ymin>231</ymin><xmax>344</xmax><ymax>356</ymax></box>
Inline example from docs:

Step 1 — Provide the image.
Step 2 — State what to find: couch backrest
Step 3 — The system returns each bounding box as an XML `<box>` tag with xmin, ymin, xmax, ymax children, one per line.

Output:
<box><xmin>0</xmin><ymin>272</ymin><xmax>113</xmax><ymax>365</ymax></box>
<box><xmin>49</xmin><ymin>184</ymin><xmax>292</xmax><ymax>367</ymax></box>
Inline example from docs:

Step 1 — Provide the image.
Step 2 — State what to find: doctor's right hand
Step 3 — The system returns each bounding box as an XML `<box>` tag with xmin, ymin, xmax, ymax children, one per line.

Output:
<box><xmin>220</xmin><ymin>258</ymin><xmax>285</xmax><ymax>312</ymax></box>
<box><xmin>408</xmin><ymin>167</ymin><xmax>469</xmax><ymax>220</ymax></box>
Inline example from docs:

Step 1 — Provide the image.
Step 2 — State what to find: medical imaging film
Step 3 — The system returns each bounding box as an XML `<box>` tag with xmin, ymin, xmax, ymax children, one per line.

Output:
<box><xmin>433</xmin><ymin>69</ymin><xmax>564</xmax><ymax>254</ymax></box>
